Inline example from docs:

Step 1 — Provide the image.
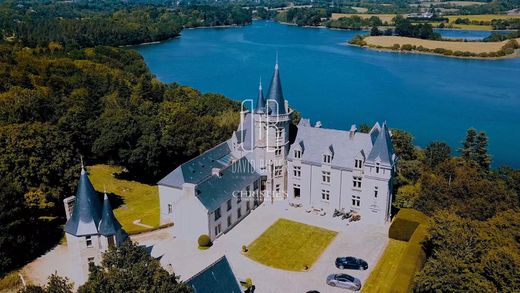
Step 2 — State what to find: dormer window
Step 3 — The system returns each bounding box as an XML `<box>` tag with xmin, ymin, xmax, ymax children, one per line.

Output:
<box><xmin>323</xmin><ymin>154</ymin><xmax>332</xmax><ymax>164</ymax></box>
<box><xmin>355</xmin><ymin>159</ymin><xmax>363</xmax><ymax>169</ymax></box>
<box><xmin>376</xmin><ymin>163</ymin><xmax>380</xmax><ymax>173</ymax></box>
<box><xmin>294</xmin><ymin>150</ymin><xmax>301</xmax><ymax>159</ymax></box>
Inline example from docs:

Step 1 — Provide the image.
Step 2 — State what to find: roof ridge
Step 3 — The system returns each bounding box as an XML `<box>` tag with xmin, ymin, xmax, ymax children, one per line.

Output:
<box><xmin>186</xmin><ymin>256</ymin><xmax>227</xmax><ymax>283</ymax></box>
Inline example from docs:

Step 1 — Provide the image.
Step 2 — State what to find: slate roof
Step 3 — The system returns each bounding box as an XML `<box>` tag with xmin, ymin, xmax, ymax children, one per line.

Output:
<box><xmin>266</xmin><ymin>62</ymin><xmax>286</xmax><ymax>115</ymax></box>
<box><xmin>186</xmin><ymin>256</ymin><xmax>242</xmax><ymax>293</ymax></box>
<box><xmin>64</xmin><ymin>168</ymin><xmax>103</xmax><ymax>236</ymax></box>
<box><xmin>254</xmin><ymin>80</ymin><xmax>266</xmax><ymax>113</ymax></box>
<box><xmin>99</xmin><ymin>193</ymin><xmax>122</xmax><ymax>235</ymax></box>
<box><xmin>288</xmin><ymin>120</ymin><xmax>395</xmax><ymax>169</ymax></box>
<box><xmin>157</xmin><ymin>141</ymin><xmax>234</xmax><ymax>188</ymax></box>
<box><xmin>196</xmin><ymin>157</ymin><xmax>260</xmax><ymax>211</ymax></box>
<box><xmin>236</xmin><ymin>112</ymin><xmax>254</xmax><ymax>151</ymax></box>
<box><xmin>367</xmin><ymin>123</ymin><xmax>395</xmax><ymax>166</ymax></box>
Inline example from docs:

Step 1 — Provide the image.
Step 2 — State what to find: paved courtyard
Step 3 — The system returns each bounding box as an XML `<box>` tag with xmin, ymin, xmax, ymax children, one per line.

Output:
<box><xmin>135</xmin><ymin>201</ymin><xmax>389</xmax><ymax>292</ymax></box>
<box><xmin>23</xmin><ymin>200</ymin><xmax>389</xmax><ymax>292</ymax></box>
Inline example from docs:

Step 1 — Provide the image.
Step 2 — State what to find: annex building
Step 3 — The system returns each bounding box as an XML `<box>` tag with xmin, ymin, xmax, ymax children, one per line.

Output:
<box><xmin>158</xmin><ymin>62</ymin><xmax>397</xmax><ymax>242</ymax></box>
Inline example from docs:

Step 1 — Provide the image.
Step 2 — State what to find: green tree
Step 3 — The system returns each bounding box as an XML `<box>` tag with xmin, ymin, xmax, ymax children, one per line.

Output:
<box><xmin>79</xmin><ymin>241</ymin><xmax>191</xmax><ymax>293</ymax></box>
<box><xmin>17</xmin><ymin>273</ymin><xmax>73</xmax><ymax>293</ymax></box>
<box><xmin>424</xmin><ymin>141</ymin><xmax>451</xmax><ymax>168</ymax></box>
<box><xmin>460</xmin><ymin>128</ymin><xmax>477</xmax><ymax>161</ymax></box>
<box><xmin>391</xmin><ymin>129</ymin><xmax>417</xmax><ymax>160</ymax></box>
<box><xmin>475</xmin><ymin>131</ymin><xmax>491</xmax><ymax>170</ymax></box>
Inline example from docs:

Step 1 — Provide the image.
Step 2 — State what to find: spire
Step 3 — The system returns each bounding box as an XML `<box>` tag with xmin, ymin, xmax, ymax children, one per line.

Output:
<box><xmin>64</xmin><ymin>165</ymin><xmax>103</xmax><ymax>236</ymax></box>
<box><xmin>254</xmin><ymin>77</ymin><xmax>266</xmax><ymax>113</ymax></box>
<box><xmin>266</xmin><ymin>56</ymin><xmax>286</xmax><ymax>115</ymax></box>
<box><xmin>98</xmin><ymin>191</ymin><xmax>124</xmax><ymax>236</ymax></box>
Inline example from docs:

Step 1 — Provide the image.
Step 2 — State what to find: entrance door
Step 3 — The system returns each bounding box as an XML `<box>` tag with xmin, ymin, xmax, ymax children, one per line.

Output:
<box><xmin>294</xmin><ymin>187</ymin><xmax>301</xmax><ymax>198</ymax></box>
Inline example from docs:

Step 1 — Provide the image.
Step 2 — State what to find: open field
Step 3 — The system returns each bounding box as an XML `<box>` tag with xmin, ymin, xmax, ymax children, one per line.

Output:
<box><xmin>331</xmin><ymin>13</ymin><xmax>397</xmax><ymax>23</ymax></box>
<box><xmin>88</xmin><ymin>164</ymin><xmax>160</xmax><ymax>234</ymax></box>
<box><xmin>364</xmin><ymin>35</ymin><xmax>520</xmax><ymax>54</ymax></box>
<box><xmin>245</xmin><ymin>218</ymin><xmax>337</xmax><ymax>271</ymax></box>
<box><xmin>362</xmin><ymin>209</ymin><xmax>429</xmax><ymax>292</ymax></box>
<box><xmin>446</xmin><ymin>14</ymin><xmax>520</xmax><ymax>22</ymax></box>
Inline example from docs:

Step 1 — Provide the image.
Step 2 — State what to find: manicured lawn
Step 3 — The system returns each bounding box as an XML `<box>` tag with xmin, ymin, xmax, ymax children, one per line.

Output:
<box><xmin>245</xmin><ymin>218</ymin><xmax>337</xmax><ymax>271</ymax></box>
<box><xmin>362</xmin><ymin>208</ymin><xmax>429</xmax><ymax>292</ymax></box>
<box><xmin>362</xmin><ymin>239</ymin><xmax>408</xmax><ymax>292</ymax></box>
<box><xmin>88</xmin><ymin>164</ymin><xmax>159</xmax><ymax>234</ymax></box>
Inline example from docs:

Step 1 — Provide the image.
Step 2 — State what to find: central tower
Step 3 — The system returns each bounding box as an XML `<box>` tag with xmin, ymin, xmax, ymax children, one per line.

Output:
<box><xmin>252</xmin><ymin>60</ymin><xmax>293</xmax><ymax>201</ymax></box>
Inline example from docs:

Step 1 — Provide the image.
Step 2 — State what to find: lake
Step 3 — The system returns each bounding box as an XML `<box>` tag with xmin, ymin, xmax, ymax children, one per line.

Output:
<box><xmin>136</xmin><ymin>20</ymin><xmax>520</xmax><ymax>168</ymax></box>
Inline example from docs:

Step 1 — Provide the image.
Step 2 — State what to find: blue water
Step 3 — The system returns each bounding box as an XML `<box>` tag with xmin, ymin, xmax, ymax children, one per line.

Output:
<box><xmin>136</xmin><ymin>21</ymin><xmax>520</xmax><ymax>168</ymax></box>
<box><xmin>435</xmin><ymin>28</ymin><xmax>509</xmax><ymax>40</ymax></box>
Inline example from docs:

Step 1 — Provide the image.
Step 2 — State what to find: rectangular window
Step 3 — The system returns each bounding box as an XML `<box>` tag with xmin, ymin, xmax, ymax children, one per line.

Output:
<box><xmin>275</xmin><ymin>147</ymin><xmax>282</xmax><ymax>156</ymax></box>
<box><xmin>321</xmin><ymin>189</ymin><xmax>330</xmax><ymax>201</ymax></box>
<box><xmin>355</xmin><ymin>159</ymin><xmax>363</xmax><ymax>169</ymax></box>
<box><xmin>215</xmin><ymin>224</ymin><xmax>222</xmax><ymax>236</ymax></box>
<box><xmin>85</xmin><ymin>236</ymin><xmax>93</xmax><ymax>248</ymax></box>
<box><xmin>294</xmin><ymin>150</ymin><xmax>301</xmax><ymax>159</ymax></box>
<box><xmin>237</xmin><ymin>207</ymin><xmax>242</xmax><ymax>218</ymax></box>
<box><xmin>237</xmin><ymin>194</ymin><xmax>242</xmax><ymax>204</ymax></box>
<box><xmin>214</xmin><ymin>207</ymin><xmax>221</xmax><ymax>221</ymax></box>
<box><xmin>246</xmin><ymin>201</ymin><xmax>250</xmax><ymax>211</ymax></box>
<box><xmin>294</xmin><ymin>184</ymin><xmax>301</xmax><ymax>198</ymax></box>
<box><xmin>253</xmin><ymin>180</ymin><xmax>259</xmax><ymax>191</ymax></box>
<box><xmin>227</xmin><ymin>215</ymin><xmax>232</xmax><ymax>227</ymax></box>
<box><xmin>167</xmin><ymin>204</ymin><xmax>173</xmax><ymax>214</ymax></box>
<box><xmin>323</xmin><ymin>154</ymin><xmax>332</xmax><ymax>164</ymax></box>
<box><xmin>227</xmin><ymin>199</ymin><xmax>232</xmax><ymax>211</ymax></box>
<box><xmin>276</xmin><ymin>128</ymin><xmax>283</xmax><ymax>139</ymax></box>
<box><xmin>293</xmin><ymin>166</ymin><xmax>301</xmax><ymax>177</ymax></box>
<box><xmin>376</xmin><ymin>163</ymin><xmax>380</xmax><ymax>173</ymax></box>
<box><xmin>274</xmin><ymin>166</ymin><xmax>282</xmax><ymax>176</ymax></box>
<box><xmin>107</xmin><ymin>235</ymin><xmax>115</xmax><ymax>248</ymax></box>
<box><xmin>353</xmin><ymin>176</ymin><xmax>362</xmax><ymax>189</ymax></box>
<box><xmin>322</xmin><ymin>171</ymin><xmax>331</xmax><ymax>183</ymax></box>
<box><xmin>374</xmin><ymin>186</ymin><xmax>379</xmax><ymax>198</ymax></box>
<box><xmin>352</xmin><ymin>195</ymin><xmax>360</xmax><ymax>207</ymax></box>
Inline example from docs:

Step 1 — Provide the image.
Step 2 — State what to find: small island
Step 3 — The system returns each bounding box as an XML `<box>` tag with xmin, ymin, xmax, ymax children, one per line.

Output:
<box><xmin>348</xmin><ymin>16</ymin><xmax>520</xmax><ymax>59</ymax></box>
<box><xmin>351</xmin><ymin>35</ymin><xmax>520</xmax><ymax>59</ymax></box>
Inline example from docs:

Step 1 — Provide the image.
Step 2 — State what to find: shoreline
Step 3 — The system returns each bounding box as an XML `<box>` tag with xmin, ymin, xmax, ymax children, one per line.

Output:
<box><xmin>346</xmin><ymin>42</ymin><xmax>520</xmax><ymax>60</ymax></box>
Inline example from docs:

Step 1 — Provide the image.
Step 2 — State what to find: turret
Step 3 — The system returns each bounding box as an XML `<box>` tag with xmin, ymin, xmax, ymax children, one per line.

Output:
<box><xmin>266</xmin><ymin>60</ymin><xmax>286</xmax><ymax>115</ymax></box>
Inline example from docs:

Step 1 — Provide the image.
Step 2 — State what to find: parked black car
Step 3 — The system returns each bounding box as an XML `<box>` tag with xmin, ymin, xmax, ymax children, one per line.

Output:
<box><xmin>335</xmin><ymin>257</ymin><xmax>368</xmax><ymax>270</ymax></box>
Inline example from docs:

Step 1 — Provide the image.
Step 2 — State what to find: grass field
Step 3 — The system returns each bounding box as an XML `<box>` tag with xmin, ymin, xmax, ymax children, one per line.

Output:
<box><xmin>245</xmin><ymin>218</ymin><xmax>337</xmax><ymax>271</ymax></box>
<box><xmin>362</xmin><ymin>209</ymin><xmax>429</xmax><ymax>293</ymax></box>
<box><xmin>88</xmin><ymin>164</ymin><xmax>160</xmax><ymax>234</ymax></box>
<box><xmin>364</xmin><ymin>35</ymin><xmax>520</xmax><ymax>53</ymax></box>
<box><xmin>362</xmin><ymin>239</ymin><xmax>408</xmax><ymax>293</ymax></box>
<box><xmin>446</xmin><ymin>14</ymin><xmax>520</xmax><ymax>22</ymax></box>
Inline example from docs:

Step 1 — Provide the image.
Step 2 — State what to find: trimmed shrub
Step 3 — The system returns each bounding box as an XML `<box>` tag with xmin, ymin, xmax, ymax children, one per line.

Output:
<box><xmin>389</xmin><ymin>218</ymin><xmax>419</xmax><ymax>241</ymax></box>
<box><xmin>242</xmin><ymin>245</ymin><xmax>248</xmax><ymax>252</ymax></box>
<box><xmin>401</xmin><ymin>44</ymin><xmax>413</xmax><ymax>51</ymax></box>
<box><xmin>392</xmin><ymin>44</ymin><xmax>400</xmax><ymax>50</ymax></box>
<box><xmin>198</xmin><ymin>234</ymin><xmax>211</xmax><ymax>247</ymax></box>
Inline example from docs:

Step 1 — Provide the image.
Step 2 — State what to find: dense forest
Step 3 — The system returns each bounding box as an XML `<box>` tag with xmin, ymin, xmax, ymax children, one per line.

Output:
<box><xmin>0</xmin><ymin>0</ymin><xmax>245</xmax><ymax>278</ymax></box>
<box><xmin>389</xmin><ymin>129</ymin><xmax>520</xmax><ymax>291</ymax></box>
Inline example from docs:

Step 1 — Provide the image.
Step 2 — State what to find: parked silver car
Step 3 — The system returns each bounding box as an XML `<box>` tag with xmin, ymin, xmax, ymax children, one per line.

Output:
<box><xmin>326</xmin><ymin>274</ymin><xmax>361</xmax><ymax>290</ymax></box>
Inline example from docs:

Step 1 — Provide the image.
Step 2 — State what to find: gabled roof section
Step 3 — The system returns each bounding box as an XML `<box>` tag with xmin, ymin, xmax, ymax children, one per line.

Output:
<box><xmin>65</xmin><ymin>167</ymin><xmax>102</xmax><ymax>236</ymax></box>
<box><xmin>157</xmin><ymin>141</ymin><xmax>234</xmax><ymax>188</ymax></box>
<box><xmin>236</xmin><ymin>112</ymin><xmax>254</xmax><ymax>151</ymax></box>
<box><xmin>287</xmin><ymin>121</ymin><xmax>374</xmax><ymax>169</ymax></box>
<box><xmin>187</xmin><ymin>256</ymin><xmax>242</xmax><ymax>293</ymax></box>
<box><xmin>196</xmin><ymin>157</ymin><xmax>260</xmax><ymax>211</ymax></box>
<box><xmin>367</xmin><ymin>123</ymin><xmax>395</xmax><ymax>166</ymax></box>
<box><xmin>266</xmin><ymin>61</ymin><xmax>286</xmax><ymax>115</ymax></box>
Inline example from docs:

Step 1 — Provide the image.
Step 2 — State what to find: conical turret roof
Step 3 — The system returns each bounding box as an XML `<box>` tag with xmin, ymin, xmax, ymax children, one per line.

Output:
<box><xmin>254</xmin><ymin>79</ymin><xmax>266</xmax><ymax>113</ymax></box>
<box><xmin>266</xmin><ymin>61</ymin><xmax>286</xmax><ymax>115</ymax></box>
<box><xmin>64</xmin><ymin>166</ymin><xmax>102</xmax><ymax>236</ymax></box>
<box><xmin>367</xmin><ymin>123</ymin><xmax>395</xmax><ymax>166</ymax></box>
<box><xmin>98</xmin><ymin>192</ymin><xmax>124</xmax><ymax>236</ymax></box>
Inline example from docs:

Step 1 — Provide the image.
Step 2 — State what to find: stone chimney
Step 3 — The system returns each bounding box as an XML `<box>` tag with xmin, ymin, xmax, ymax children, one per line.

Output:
<box><xmin>349</xmin><ymin>124</ymin><xmax>357</xmax><ymax>140</ymax></box>
<box><xmin>212</xmin><ymin>167</ymin><xmax>222</xmax><ymax>177</ymax></box>
<box><xmin>63</xmin><ymin>196</ymin><xmax>76</xmax><ymax>220</ymax></box>
<box><xmin>315</xmin><ymin>121</ymin><xmax>322</xmax><ymax>128</ymax></box>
